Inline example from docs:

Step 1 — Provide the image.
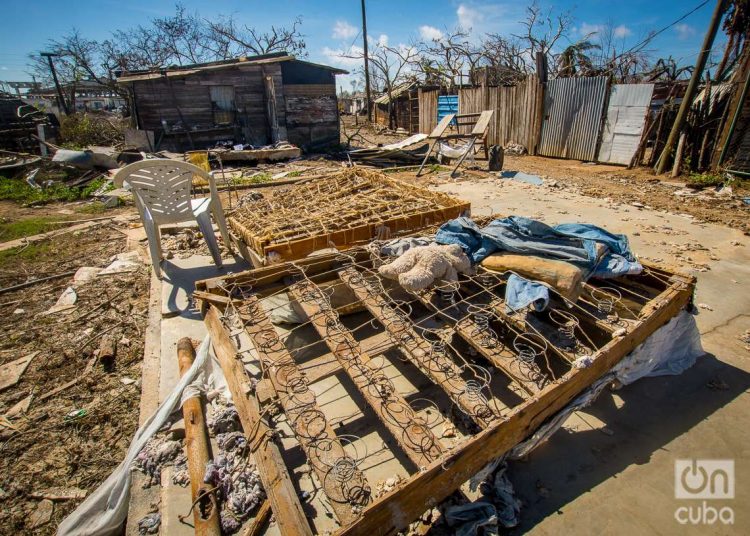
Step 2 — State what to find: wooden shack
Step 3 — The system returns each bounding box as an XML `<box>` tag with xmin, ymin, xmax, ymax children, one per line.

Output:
<box><xmin>116</xmin><ymin>52</ymin><xmax>347</xmax><ymax>152</ymax></box>
<box><xmin>373</xmin><ymin>81</ymin><xmax>419</xmax><ymax>133</ymax></box>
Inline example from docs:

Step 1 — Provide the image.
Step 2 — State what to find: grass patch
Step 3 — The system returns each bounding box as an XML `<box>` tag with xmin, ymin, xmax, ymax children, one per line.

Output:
<box><xmin>237</xmin><ymin>172</ymin><xmax>273</xmax><ymax>185</ymax></box>
<box><xmin>0</xmin><ymin>242</ymin><xmax>51</xmax><ymax>265</ymax></box>
<box><xmin>0</xmin><ymin>218</ymin><xmax>63</xmax><ymax>242</ymax></box>
<box><xmin>0</xmin><ymin>176</ymin><xmax>111</xmax><ymax>205</ymax></box>
<box><xmin>686</xmin><ymin>173</ymin><xmax>726</xmax><ymax>189</ymax></box>
<box><xmin>75</xmin><ymin>201</ymin><xmax>109</xmax><ymax>214</ymax></box>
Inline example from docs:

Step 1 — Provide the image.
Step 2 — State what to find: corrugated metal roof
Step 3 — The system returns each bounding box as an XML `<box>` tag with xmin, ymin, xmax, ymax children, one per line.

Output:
<box><xmin>374</xmin><ymin>82</ymin><xmax>416</xmax><ymax>104</ymax></box>
<box><xmin>598</xmin><ymin>83</ymin><xmax>654</xmax><ymax>165</ymax></box>
<box><xmin>538</xmin><ymin>77</ymin><xmax>608</xmax><ymax>161</ymax></box>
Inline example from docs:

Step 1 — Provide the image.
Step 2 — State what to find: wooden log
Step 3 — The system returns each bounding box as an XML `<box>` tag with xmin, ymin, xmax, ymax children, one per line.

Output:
<box><xmin>334</xmin><ymin>280</ymin><xmax>693</xmax><ymax>535</ymax></box>
<box><xmin>288</xmin><ymin>282</ymin><xmax>443</xmax><ymax>468</ymax></box>
<box><xmin>204</xmin><ymin>307</ymin><xmax>314</xmax><ymax>536</ymax></box>
<box><xmin>98</xmin><ymin>334</ymin><xmax>117</xmax><ymax>367</ymax></box>
<box><xmin>671</xmin><ymin>132</ymin><xmax>687</xmax><ymax>178</ymax></box>
<box><xmin>176</xmin><ymin>338</ymin><xmax>221</xmax><ymax>536</ymax></box>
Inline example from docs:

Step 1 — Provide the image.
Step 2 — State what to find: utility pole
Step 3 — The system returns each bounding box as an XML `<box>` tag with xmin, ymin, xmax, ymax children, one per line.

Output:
<box><xmin>40</xmin><ymin>52</ymin><xmax>70</xmax><ymax>116</ymax></box>
<box><xmin>361</xmin><ymin>0</ymin><xmax>372</xmax><ymax>122</ymax></box>
<box><xmin>654</xmin><ymin>0</ymin><xmax>726</xmax><ymax>174</ymax></box>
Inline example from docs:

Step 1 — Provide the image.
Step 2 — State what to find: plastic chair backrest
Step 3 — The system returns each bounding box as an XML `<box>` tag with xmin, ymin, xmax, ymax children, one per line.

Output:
<box><xmin>115</xmin><ymin>159</ymin><xmax>207</xmax><ymax>225</ymax></box>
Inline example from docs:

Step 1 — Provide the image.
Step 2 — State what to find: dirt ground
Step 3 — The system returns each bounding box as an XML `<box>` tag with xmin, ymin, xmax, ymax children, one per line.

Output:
<box><xmin>0</xmin><ymin>218</ymin><xmax>149</xmax><ymax>534</ymax></box>
<box><xmin>339</xmin><ymin>116</ymin><xmax>750</xmax><ymax>234</ymax></box>
<box><xmin>0</xmin><ymin>121</ymin><xmax>747</xmax><ymax>533</ymax></box>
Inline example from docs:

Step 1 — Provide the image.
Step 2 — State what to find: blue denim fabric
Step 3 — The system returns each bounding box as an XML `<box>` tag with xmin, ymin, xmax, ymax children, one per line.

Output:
<box><xmin>435</xmin><ymin>216</ymin><xmax>642</xmax><ymax>278</ymax></box>
<box><xmin>505</xmin><ymin>273</ymin><xmax>550</xmax><ymax>313</ymax></box>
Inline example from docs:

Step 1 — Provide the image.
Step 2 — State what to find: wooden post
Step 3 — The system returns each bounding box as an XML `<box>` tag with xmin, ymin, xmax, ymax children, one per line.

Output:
<box><xmin>176</xmin><ymin>338</ymin><xmax>221</xmax><ymax>536</ymax></box>
<box><xmin>655</xmin><ymin>0</ymin><xmax>727</xmax><ymax>174</ymax></box>
<box><xmin>204</xmin><ymin>307</ymin><xmax>314</xmax><ymax>536</ymax></box>
<box><xmin>263</xmin><ymin>70</ymin><xmax>279</xmax><ymax>143</ymax></box>
<box><xmin>361</xmin><ymin>0</ymin><xmax>372</xmax><ymax>122</ymax></box>
<box><xmin>671</xmin><ymin>132</ymin><xmax>687</xmax><ymax>178</ymax></box>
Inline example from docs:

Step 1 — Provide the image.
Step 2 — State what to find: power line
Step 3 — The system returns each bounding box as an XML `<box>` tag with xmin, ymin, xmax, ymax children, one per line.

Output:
<box><xmin>626</xmin><ymin>0</ymin><xmax>712</xmax><ymax>55</ymax></box>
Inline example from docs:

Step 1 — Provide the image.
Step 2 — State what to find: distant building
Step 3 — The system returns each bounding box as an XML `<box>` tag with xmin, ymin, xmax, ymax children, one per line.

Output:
<box><xmin>341</xmin><ymin>92</ymin><xmax>367</xmax><ymax>115</ymax></box>
<box><xmin>26</xmin><ymin>79</ymin><xmax>125</xmax><ymax>114</ymax></box>
<box><xmin>116</xmin><ymin>52</ymin><xmax>348</xmax><ymax>152</ymax></box>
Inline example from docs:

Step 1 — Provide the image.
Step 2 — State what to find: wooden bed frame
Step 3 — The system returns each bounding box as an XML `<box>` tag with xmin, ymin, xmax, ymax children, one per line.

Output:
<box><xmin>195</xmin><ymin>249</ymin><xmax>695</xmax><ymax>536</ymax></box>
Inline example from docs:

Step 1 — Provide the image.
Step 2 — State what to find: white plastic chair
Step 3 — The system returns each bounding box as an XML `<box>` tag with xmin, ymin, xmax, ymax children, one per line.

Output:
<box><xmin>114</xmin><ymin>159</ymin><xmax>233</xmax><ymax>278</ymax></box>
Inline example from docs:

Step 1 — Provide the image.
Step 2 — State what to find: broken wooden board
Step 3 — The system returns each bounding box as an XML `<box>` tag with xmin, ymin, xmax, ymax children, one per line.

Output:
<box><xmin>195</xmin><ymin>247</ymin><xmax>695</xmax><ymax>535</ymax></box>
<box><xmin>0</xmin><ymin>351</ymin><xmax>39</xmax><ymax>392</ymax></box>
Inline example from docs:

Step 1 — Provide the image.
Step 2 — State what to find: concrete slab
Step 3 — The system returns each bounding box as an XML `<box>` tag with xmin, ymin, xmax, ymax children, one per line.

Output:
<box><xmin>432</xmin><ymin>177</ymin><xmax>750</xmax><ymax>535</ymax></box>
<box><xmin>160</xmin><ymin>254</ymin><xmax>250</xmax><ymax>317</ymax></box>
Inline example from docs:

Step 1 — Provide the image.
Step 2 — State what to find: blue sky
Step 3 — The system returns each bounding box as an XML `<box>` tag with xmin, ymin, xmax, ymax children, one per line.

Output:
<box><xmin>0</xmin><ymin>0</ymin><xmax>721</xmax><ymax>90</ymax></box>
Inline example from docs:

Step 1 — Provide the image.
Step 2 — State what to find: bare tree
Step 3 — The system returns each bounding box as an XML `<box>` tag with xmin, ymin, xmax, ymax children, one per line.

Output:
<box><xmin>342</xmin><ymin>39</ymin><xmax>419</xmax><ymax>128</ymax></box>
<box><xmin>514</xmin><ymin>1</ymin><xmax>572</xmax><ymax>76</ymax></box>
<box><xmin>28</xmin><ymin>4</ymin><xmax>308</xmax><ymax>114</ymax></box>
<box><xmin>204</xmin><ymin>15</ymin><xmax>306</xmax><ymax>57</ymax></box>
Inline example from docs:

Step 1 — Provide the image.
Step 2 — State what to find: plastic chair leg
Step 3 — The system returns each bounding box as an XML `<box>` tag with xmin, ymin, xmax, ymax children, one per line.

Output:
<box><xmin>196</xmin><ymin>212</ymin><xmax>223</xmax><ymax>267</ymax></box>
<box><xmin>143</xmin><ymin>220</ymin><xmax>163</xmax><ymax>279</ymax></box>
<box><xmin>212</xmin><ymin>203</ymin><xmax>234</xmax><ymax>254</ymax></box>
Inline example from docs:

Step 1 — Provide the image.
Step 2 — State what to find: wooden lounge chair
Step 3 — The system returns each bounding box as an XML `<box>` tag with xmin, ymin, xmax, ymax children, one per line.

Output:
<box><xmin>416</xmin><ymin>109</ymin><xmax>495</xmax><ymax>178</ymax></box>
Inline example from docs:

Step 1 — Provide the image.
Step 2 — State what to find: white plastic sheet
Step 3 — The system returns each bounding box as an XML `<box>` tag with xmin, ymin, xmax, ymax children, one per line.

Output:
<box><xmin>58</xmin><ymin>336</ymin><xmax>226</xmax><ymax>536</ymax></box>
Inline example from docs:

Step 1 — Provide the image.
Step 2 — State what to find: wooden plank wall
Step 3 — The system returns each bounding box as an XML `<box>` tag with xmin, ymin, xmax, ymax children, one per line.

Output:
<box><xmin>284</xmin><ymin>84</ymin><xmax>339</xmax><ymax>149</ymax></box>
<box><xmin>418</xmin><ymin>89</ymin><xmax>439</xmax><ymax>134</ymax></box>
<box><xmin>457</xmin><ymin>76</ymin><xmax>543</xmax><ymax>154</ymax></box>
<box><xmin>131</xmin><ymin>64</ymin><xmax>285</xmax><ymax>150</ymax></box>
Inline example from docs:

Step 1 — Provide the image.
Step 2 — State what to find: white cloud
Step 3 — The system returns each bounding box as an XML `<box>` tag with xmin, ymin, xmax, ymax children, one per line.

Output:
<box><xmin>455</xmin><ymin>2</ymin><xmax>523</xmax><ymax>41</ymax></box>
<box><xmin>332</xmin><ymin>20</ymin><xmax>358</xmax><ymax>40</ymax></box>
<box><xmin>579</xmin><ymin>22</ymin><xmax>605</xmax><ymax>37</ymax></box>
<box><xmin>613</xmin><ymin>25</ymin><xmax>632</xmax><ymax>38</ymax></box>
<box><xmin>675</xmin><ymin>23</ymin><xmax>696</xmax><ymax>41</ymax></box>
<box><xmin>377</xmin><ymin>34</ymin><xmax>389</xmax><ymax>47</ymax></box>
<box><xmin>457</xmin><ymin>4</ymin><xmax>480</xmax><ymax>30</ymax></box>
<box><xmin>419</xmin><ymin>25</ymin><xmax>444</xmax><ymax>41</ymax></box>
<box><xmin>322</xmin><ymin>45</ymin><xmax>363</xmax><ymax>69</ymax></box>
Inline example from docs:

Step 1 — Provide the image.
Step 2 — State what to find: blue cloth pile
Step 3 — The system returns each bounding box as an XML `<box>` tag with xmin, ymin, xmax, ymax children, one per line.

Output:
<box><xmin>435</xmin><ymin>216</ymin><xmax>642</xmax><ymax>312</ymax></box>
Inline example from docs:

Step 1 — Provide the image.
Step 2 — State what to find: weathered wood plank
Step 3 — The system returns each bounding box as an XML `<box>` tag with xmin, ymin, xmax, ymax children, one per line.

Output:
<box><xmin>204</xmin><ymin>307</ymin><xmax>313</xmax><ymax>536</ymax></box>
<box><xmin>235</xmin><ymin>296</ymin><xmax>370</xmax><ymax>525</ymax></box>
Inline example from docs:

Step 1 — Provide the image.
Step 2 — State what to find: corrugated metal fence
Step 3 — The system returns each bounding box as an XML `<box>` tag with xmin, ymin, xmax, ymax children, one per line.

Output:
<box><xmin>538</xmin><ymin>77</ymin><xmax>608</xmax><ymax>160</ymax></box>
<box><xmin>598</xmin><ymin>84</ymin><xmax>654</xmax><ymax>165</ymax></box>
<box><xmin>457</xmin><ymin>76</ymin><xmax>543</xmax><ymax>153</ymax></box>
<box><xmin>437</xmin><ymin>95</ymin><xmax>458</xmax><ymax>124</ymax></box>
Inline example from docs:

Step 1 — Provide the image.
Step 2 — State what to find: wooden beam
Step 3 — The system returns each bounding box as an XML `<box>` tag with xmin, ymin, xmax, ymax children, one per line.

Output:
<box><xmin>335</xmin><ymin>281</ymin><xmax>693</xmax><ymax>535</ymax></box>
<box><xmin>234</xmin><ymin>296</ymin><xmax>370</xmax><ymax>525</ymax></box>
<box><xmin>338</xmin><ymin>267</ymin><xmax>499</xmax><ymax>428</ymax></box>
<box><xmin>204</xmin><ymin>307</ymin><xmax>314</xmax><ymax>536</ymax></box>
<box><xmin>288</xmin><ymin>281</ymin><xmax>443</xmax><ymax>468</ymax></box>
<box><xmin>176</xmin><ymin>338</ymin><xmax>221</xmax><ymax>536</ymax></box>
